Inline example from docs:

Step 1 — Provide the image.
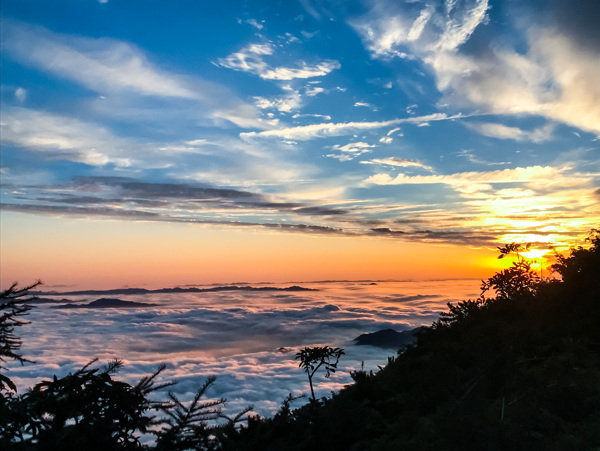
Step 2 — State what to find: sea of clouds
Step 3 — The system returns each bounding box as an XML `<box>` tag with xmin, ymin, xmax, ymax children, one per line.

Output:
<box><xmin>8</xmin><ymin>280</ymin><xmax>480</xmax><ymax>417</ymax></box>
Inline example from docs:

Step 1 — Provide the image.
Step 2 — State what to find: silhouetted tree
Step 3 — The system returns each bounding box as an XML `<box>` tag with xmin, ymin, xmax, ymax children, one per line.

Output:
<box><xmin>480</xmin><ymin>243</ymin><xmax>539</xmax><ymax>301</ymax></box>
<box><xmin>295</xmin><ymin>346</ymin><xmax>344</xmax><ymax>401</ymax></box>
<box><xmin>552</xmin><ymin>229</ymin><xmax>600</xmax><ymax>287</ymax></box>
<box><xmin>155</xmin><ymin>376</ymin><xmax>226</xmax><ymax>450</ymax></box>
<box><xmin>0</xmin><ymin>280</ymin><xmax>41</xmax><ymax>393</ymax></box>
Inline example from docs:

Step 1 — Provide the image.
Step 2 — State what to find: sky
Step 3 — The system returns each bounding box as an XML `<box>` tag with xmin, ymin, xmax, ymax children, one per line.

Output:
<box><xmin>1</xmin><ymin>0</ymin><xmax>599</xmax><ymax>289</ymax></box>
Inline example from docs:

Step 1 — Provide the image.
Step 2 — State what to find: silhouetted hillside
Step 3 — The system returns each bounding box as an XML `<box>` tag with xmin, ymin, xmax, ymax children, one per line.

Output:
<box><xmin>2</xmin><ymin>231</ymin><xmax>599</xmax><ymax>450</ymax></box>
<box><xmin>220</xmin><ymin>233</ymin><xmax>600</xmax><ymax>450</ymax></box>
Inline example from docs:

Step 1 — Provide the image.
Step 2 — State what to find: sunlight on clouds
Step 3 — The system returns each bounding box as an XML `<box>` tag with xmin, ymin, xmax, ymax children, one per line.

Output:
<box><xmin>351</xmin><ymin>0</ymin><xmax>600</xmax><ymax>134</ymax></box>
<box><xmin>364</xmin><ymin>163</ymin><xmax>599</xmax><ymax>250</ymax></box>
<box><xmin>466</xmin><ymin>186</ymin><xmax>600</xmax><ymax>247</ymax></box>
<box><xmin>520</xmin><ymin>248</ymin><xmax>549</xmax><ymax>259</ymax></box>
<box><xmin>364</xmin><ymin>165</ymin><xmax>567</xmax><ymax>186</ymax></box>
<box><xmin>533</xmin><ymin>30</ymin><xmax>600</xmax><ymax>134</ymax></box>
<box><xmin>435</xmin><ymin>29</ymin><xmax>600</xmax><ymax>134</ymax></box>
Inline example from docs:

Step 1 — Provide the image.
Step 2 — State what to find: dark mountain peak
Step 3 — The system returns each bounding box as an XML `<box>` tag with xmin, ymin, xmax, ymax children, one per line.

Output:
<box><xmin>354</xmin><ymin>327</ymin><xmax>424</xmax><ymax>348</ymax></box>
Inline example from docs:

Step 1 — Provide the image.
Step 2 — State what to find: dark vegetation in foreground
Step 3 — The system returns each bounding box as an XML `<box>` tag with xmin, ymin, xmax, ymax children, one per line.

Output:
<box><xmin>1</xmin><ymin>230</ymin><xmax>599</xmax><ymax>450</ymax></box>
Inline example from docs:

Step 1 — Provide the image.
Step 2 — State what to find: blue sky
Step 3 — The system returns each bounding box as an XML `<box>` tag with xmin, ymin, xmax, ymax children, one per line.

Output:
<box><xmin>1</xmin><ymin>0</ymin><xmax>599</xmax><ymax>286</ymax></box>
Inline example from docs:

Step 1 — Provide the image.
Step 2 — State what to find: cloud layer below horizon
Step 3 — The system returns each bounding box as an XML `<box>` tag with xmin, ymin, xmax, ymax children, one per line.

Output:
<box><xmin>8</xmin><ymin>280</ymin><xmax>478</xmax><ymax>417</ymax></box>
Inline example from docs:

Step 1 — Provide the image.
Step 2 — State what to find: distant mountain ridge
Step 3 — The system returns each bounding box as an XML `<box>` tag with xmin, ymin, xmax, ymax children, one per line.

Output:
<box><xmin>56</xmin><ymin>298</ymin><xmax>155</xmax><ymax>308</ymax></box>
<box><xmin>36</xmin><ymin>285</ymin><xmax>317</xmax><ymax>296</ymax></box>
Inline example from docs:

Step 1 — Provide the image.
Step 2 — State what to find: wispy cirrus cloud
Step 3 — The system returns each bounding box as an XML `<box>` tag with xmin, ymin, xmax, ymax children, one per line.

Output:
<box><xmin>361</xmin><ymin>157</ymin><xmax>433</xmax><ymax>171</ymax></box>
<box><xmin>216</xmin><ymin>42</ymin><xmax>340</xmax><ymax>80</ymax></box>
<box><xmin>457</xmin><ymin>149</ymin><xmax>510</xmax><ymax>166</ymax></box>
<box><xmin>350</xmin><ymin>0</ymin><xmax>489</xmax><ymax>59</ymax></box>
<box><xmin>241</xmin><ymin>113</ymin><xmax>459</xmax><ymax>140</ymax></box>
<box><xmin>464</xmin><ymin>122</ymin><xmax>555</xmax><ymax>143</ymax></box>
<box><xmin>2</xmin><ymin>20</ymin><xmax>198</xmax><ymax>99</ymax></box>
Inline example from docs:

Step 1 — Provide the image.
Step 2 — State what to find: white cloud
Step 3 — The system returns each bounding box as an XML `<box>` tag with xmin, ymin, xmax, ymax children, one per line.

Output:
<box><xmin>458</xmin><ymin>149</ymin><xmax>510</xmax><ymax>166</ymax></box>
<box><xmin>3</xmin><ymin>21</ymin><xmax>199</xmax><ymax>99</ymax></box>
<box><xmin>351</xmin><ymin>0</ymin><xmax>489</xmax><ymax>58</ymax></box>
<box><xmin>301</xmin><ymin>30</ymin><xmax>319</xmax><ymax>39</ymax></box>
<box><xmin>241</xmin><ymin>113</ymin><xmax>458</xmax><ymax>141</ymax></box>
<box><xmin>213</xmin><ymin>104</ymin><xmax>279</xmax><ymax>129</ymax></box>
<box><xmin>245</xmin><ymin>19</ymin><xmax>264</xmax><ymax>30</ymax></box>
<box><xmin>280</xmin><ymin>32</ymin><xmax>300</xmax><ymax>44</ymax></box>
<box><xmin>335</xmin><ymin>142</ymin><xmax>375</xmax><ymax>154</ymax></box>
<box><xmin>379</xmin><ymin>137</ymin><xmax>393</xmax><ymax>144</ymax></box>
<box><xmin>216</xmin><ymin>43</ymin><xmax>340</xmax><ymax>81</ymax></box>
<box><xmin>407</xmin><ymin>5</ymin><xmax>434</xmax><ymax>41</ymax></box>
<box><xmin>292</xmin><ymin>113</ymin><xmax>332</xmax><ymax>120</ymax></box>
<box><xmin>261</xmin><ymin>61</ymin><xmax>341</xmax><ymax>81</ymax></box>
<box><xmin>14</xmin><ymin>87</ymin><xmax>27</xmax><ymax>103</ymax></box>
<box><xmin>305</xmin><ymin>86</ymin><xmax>324</xmax><ymax>97</ymax></box>
<box><xmin>361</xmin><ymin>157</ymin><xmax>433</xmax><ymax>171</ymax></box>
<box><xmin>326</xmin><ymin>142</ymin><xmax>375</xmax><ymax>161</ymax></box>
<box><xmin>185</xmin><ymin>139</ymin><xmax>208</xmax><ymax>146</ymax></box>
<box><xmin>465</xmin><ymin>122</ymin><xmax>555</xmax><ymax>143</ymax></box>
<box><xmin>433</xmin><ymin>0</ymin><xmax>489</xmax><ymax>52</ymax></box>
<box><xmin>326</xmin><ymin>153</ymin><xmax>355</xmax><ymax>162</ymax></box>
<box><xmin>1</xmin><ymin>107</ymin><xmax>132</xmax><ymax>167</ymax></box>
<box><xmin>354</xmin><ymin>102</ymin><xmax>375</xmax><ymax>109</ymax></box>
<box><xmin>254</xmin><ymin>91</ymin><xmax>302</xmax><ymax>113</ymax></box>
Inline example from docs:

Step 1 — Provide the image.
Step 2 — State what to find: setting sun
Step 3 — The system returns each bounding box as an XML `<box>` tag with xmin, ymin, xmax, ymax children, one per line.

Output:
<box><xmin>520</xmin><ymin>249</ymin><xmax>550</xmax><ymax>260</ymax></box>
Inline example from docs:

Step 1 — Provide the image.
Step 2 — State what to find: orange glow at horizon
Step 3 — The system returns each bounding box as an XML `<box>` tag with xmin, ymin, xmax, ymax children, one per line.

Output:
<box><xmin>0</xmin><ymin>213</ymin><xmax>505</xmax><ymax>290</ymax></box>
